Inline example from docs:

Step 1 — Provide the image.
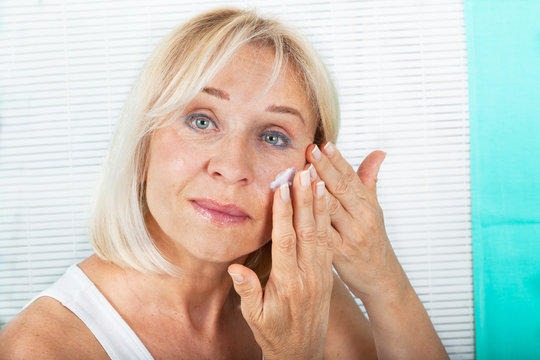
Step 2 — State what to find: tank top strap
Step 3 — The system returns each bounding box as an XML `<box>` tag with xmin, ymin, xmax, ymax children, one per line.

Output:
<box><xmin>27</xmin><ymin>264</ymin><xmax>153</xmax><ymax>360</ymax></box>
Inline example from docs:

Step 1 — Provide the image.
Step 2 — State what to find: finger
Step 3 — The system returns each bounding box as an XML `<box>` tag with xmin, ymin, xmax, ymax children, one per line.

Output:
<box><xmin>271</xmin><ymin>183</ymin><xmax>298</xmax><ymax>277</ymax></box>
<box><xmin>308</xmin><ymin>143</ymin><xmax>365</xmax><ymax>214</ymax></box>
<box><xmin>302</xmin><ymin>162</ymin><xmax>320</xmax><ymax>183</ymax></box>
<box><xmin>308</xmin><ymin>163</ymin><xmax>319</xmax><ymax>182</ymax></box>
<box><xmin>228</xmin><ymin>264</ymin><xmax>263</xmax><ymax>328</ymax></box>
<box><xmin>357</xmin><ymin>150</ymin><xmax>386</xmax><ymax>193</ymax></box>
<box><xmin>322</xmin><ymin>142</ymin><xmax>372</xmax><ymax>198</ymax></box>
<box><xmin>312</xmin><ymin>180</ymin><xmax>332</xmax><ymax>269</ymax></box>
<box><xmin>292</xmin><ymin>169</ymin><xmax>317</xmax><ymax>270</ymax></box>
<box><xmin>326</xmin><ymin>188</ymin><xmax>380</xmax><ymax>253</ymax></box>
<box><xmin>325</xmin><ymin>190</ymin><xmax>357</xmax><ymax>241</ymax></box>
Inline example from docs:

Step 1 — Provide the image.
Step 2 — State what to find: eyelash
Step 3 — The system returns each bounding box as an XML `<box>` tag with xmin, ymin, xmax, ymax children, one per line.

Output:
<box><xmin>185</xmin><ymin>113</ymin><xmax>218</xmax><ymax>131</ymax></box>
<box><xmin>184</xmin><ymin>113</ymin><xmax>291</xmax><ymax>148</ymax></box>
<box><xmin>261</xmin><ymin>130</ymin><xmax>290</xmax><ymax>148</ymax></box>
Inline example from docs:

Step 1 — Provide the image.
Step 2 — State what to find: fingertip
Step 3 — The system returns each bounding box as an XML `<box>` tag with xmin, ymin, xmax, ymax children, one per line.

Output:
<box><xmin>308</xmin><ymin>163</ymin><xmax>318</xmax><ymax>182</ymax></box>
<box><xmin>375</xmin><ymin>150</ymin><xmax>387</xmax><ymax>161</ymax></box>
<box><xmin>228</xmin><ymin>265</ymin><xmax>257</xmax><ymax>288</ymax></box>
<box><xmin>323</xmin><ymin>142</ymin><xmax>335</xmax><ymax>157</ymax></box>
<box><xmin>373</xmin><ymin>150</ymin><xmax>387</xmax><ymax>171</ymax></box>
<box><xmin>229</xmin><ymin>272</ymin><xmax>245</xmax><ymax>284</ymax></box>
<box><xmin>316</xmin><ymin>181</ymin><xmax>325</xmax><ymax>199</ymax></box>
<box><xmin>307</xmin><ymin>143</ymin><xmax>322</xmax><ymax>162</ymax></box>
<box><xmin>227</xmin><ymin>263</ymin><xmax>242</xmax><ymax>275</ymax></box>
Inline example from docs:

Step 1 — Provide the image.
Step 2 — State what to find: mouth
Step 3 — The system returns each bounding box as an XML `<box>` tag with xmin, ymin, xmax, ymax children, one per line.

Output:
<box><xmin>189</xmin><ymin>198</ymin><xmax>251</xmax><ymax>226</ymax></box>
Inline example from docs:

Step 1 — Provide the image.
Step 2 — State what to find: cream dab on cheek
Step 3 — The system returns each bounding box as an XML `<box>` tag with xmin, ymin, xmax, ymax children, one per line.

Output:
<box><xmin>270</xmin><ymin>167</ymin><xmax>297</xmax><ymax>191</ymax></box>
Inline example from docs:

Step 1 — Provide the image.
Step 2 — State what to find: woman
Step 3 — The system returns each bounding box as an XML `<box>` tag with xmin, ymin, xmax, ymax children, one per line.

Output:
<box><xmin>0</xmin><ymin>8</ymin><xmax>449</xmax><ymax>359</ymax></box>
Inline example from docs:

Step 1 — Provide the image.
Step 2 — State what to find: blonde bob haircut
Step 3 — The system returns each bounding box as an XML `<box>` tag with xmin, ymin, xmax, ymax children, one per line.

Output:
<box><xmin>90</xmin><ymin>7</ymin><xmax>340</xmax><ymax>279</ymax></box>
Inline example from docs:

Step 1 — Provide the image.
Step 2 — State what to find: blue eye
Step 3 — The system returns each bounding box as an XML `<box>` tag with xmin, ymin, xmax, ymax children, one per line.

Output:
<box><xmin>262</xmin><ymin>131</ymin><xmax>289</xmax><ymax>148</ymax></box>
<box><xmin>185</xmin><ymin>113</ymin><xmax>217</xmax><ymax>131</ymax></box>
<box><xmin>195</xmin><ymin>118</ymin><xmax>210</xmax><ymax>129</ymax></box>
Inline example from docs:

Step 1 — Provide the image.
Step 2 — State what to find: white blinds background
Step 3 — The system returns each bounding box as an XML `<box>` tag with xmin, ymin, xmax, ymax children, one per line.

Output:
<box><xmin>0</xmin><ymin>1</ymin><xmax>473</xmax><ymax>358</ymax></box>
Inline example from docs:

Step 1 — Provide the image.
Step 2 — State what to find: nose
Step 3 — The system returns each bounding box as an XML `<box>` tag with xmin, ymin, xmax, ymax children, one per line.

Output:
<box><xmin>207</xmin><ymin>135</ymin><xmax>254</xmax><ymax>186</ymax></box>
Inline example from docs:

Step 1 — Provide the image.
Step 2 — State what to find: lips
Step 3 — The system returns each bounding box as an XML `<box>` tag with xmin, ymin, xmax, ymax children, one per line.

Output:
<box><xmin>190</xmin><ymin>198</ymin><xmax>251</xmax><ymax>226</ymax></box>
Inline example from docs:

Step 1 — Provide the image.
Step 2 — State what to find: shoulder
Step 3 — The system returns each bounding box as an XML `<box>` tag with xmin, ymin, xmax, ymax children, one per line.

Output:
<box><xmin>325</xmin><ymin>273</ymin><xmax>377</xmax><ymax>359</ymax></box>
<box><xmin>0</xmin><ymin>296</ymin><xmax>107</xmax><ymax>359</ymax></box>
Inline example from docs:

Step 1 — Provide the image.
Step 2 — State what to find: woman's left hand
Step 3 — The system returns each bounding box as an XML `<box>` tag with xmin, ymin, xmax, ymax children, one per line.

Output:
<box><xmin>307</xmin><ymin>143</ymin><xmax>408</xmax><ymax>301</ymax></box>
<box><xmin>307</xmin><ymin>143</ymin><xmax>450</xmax><ymax>360</ymax></box>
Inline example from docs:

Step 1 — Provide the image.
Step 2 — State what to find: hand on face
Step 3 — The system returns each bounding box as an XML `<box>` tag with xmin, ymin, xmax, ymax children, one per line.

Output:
<box><xmin>228</xmin><ymin>143</ymin><xmax>403</xmax><ymax>358</ymax></box>
<box><xmin>228</xmin><ymin>168</ymin><xmax>333</xmax><ymax>360</ymax></box>
<box><xmin>307</xmin><ymin>143</ymin><xmax>407</xmax><ymax>301</ymax></box>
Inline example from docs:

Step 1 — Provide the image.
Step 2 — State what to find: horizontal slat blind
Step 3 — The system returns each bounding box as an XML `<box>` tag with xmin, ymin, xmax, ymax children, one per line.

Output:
<box><xmin>0</xmin><ymin>1</ymin><xmax>473</xmax><ymax>358</ymax></box>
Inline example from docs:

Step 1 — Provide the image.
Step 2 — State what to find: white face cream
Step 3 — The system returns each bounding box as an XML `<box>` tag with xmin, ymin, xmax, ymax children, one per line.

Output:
<box><xmin>270</xmin><ymin>167</ymin><xmax>297</xmax><ymax>191</ymax></box>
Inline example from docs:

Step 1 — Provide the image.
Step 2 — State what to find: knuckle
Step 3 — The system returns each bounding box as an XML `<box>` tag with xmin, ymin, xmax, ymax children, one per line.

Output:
<box><xmin>334</xmin><ymin>173</ymin><xmax>350</xmax><ymax>195</ymax></box>
<box><xmin>326</xmin><ymin>233</ymin><xmax>335</xmax><ymax>251</ymax></box>
<box><xmin>299</xmin><ymin>193</ymin><xmax>313</xmax><ymax>207</ymax></box>
<box><xmin>296</xmin><ymin>225</ymin><xmax>316</xmax><ymax>243</ymax></box>
<box><xmin>276</xmin><ymin>232</ymin><xmax>296</xmax><ymax>250</ymax></box>
<box><xmin>315</xmin><ymin>229</ymin><xmax>328</xmax><ymax>245</ymax></box>
<box><xmin>236</xmin><ymin>285</ymin><xmax>252</xmax><ymax>297</ymax></box>
<box><xmin>245</xmin><ymin>309</ymin><xmax>262</xmax><ymax>329</ymax></box>
<box><xmin>345</xmin><ymin>169</ymin><xmax>357</xmax><ymax>184</ymax></box>
<box><xmin>327</xmin><ymin>196</ymin><xmax>340</xmax><ymax>215</ymax></box>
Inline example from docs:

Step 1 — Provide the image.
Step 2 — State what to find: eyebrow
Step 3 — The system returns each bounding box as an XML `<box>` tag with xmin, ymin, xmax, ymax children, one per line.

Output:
<box><xmin>265</xmin><ymin>104</ymin><xmax>305</xmax><ymax>125</ymax></box>
<box><xmin>202</xmin><ymin>87</ymin><xmax>230</xmax><ymax>101</ymax></box>
<box><xmin>202</xmin><ymin>86</ymin><xmax>305</xmax><ymax>125</ymax></box>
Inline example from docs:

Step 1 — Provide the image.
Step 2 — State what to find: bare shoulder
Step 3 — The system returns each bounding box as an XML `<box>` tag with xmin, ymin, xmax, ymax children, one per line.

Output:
<box><xmin>0</xmin><ymin>296</ymin><xmax>108</xmax><ymax>360</ymax></box>
<box><xmin>324</xmin><ymin>273</ymin><xmax>377</xmax><ymax>360</ymax></box>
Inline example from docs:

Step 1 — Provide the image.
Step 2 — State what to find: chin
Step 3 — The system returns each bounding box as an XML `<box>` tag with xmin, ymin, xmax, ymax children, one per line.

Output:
<box><xmin>180</xmin><ymin>222</ymin><xmax>269</xmax><ymax>264</ymax></box>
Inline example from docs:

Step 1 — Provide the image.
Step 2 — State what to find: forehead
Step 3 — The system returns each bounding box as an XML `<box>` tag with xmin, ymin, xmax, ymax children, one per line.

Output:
<box><xmin>207</xmin><ymin>45</ymin><xmax>316</xmax><ymax>131</ymax></box>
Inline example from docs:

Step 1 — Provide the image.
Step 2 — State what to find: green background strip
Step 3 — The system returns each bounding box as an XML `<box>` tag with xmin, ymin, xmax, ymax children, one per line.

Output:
<box><xmin>465</xmin><ymin>0</ymin><xmax>540</xmax><ymax>358</ymax></box>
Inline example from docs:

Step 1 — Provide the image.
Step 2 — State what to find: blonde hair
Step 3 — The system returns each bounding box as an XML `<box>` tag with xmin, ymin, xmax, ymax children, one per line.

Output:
<box><xmin>90</xmin><ymin>7</ymin><xmax>340</xmax><ymax>278</ymax></box>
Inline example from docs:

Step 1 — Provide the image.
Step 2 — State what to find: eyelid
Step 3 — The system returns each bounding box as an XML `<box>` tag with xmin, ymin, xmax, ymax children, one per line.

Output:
<box><xmin>185</xmin><ymin>112</ymin><xmax>218</xmax><ymax>130</ymax></box>
<box><xmin>262</xmin><ymin>130</ymin><xmax>291</xmax><ymax>148</ymax></box>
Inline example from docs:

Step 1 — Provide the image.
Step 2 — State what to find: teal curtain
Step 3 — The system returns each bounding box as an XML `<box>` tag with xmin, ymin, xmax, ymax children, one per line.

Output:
<box><xmin>465</xmin><ymin>1</ymin><xmax>540</xmax><ymax>358</ymax></box>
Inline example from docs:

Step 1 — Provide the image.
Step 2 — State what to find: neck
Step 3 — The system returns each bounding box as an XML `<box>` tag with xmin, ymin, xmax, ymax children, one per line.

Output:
<box><xmin>118</xmin><ymin>216</ymin><xmax>249</xmax><ymax>334</ymax></box>
<box><xmin>136</xmin><ymin>261</ymin><xmax>240</xmax><ymax>332</ymax></box>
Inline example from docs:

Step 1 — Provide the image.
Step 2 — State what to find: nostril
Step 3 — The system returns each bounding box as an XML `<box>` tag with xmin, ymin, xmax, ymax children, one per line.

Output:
<box><xmin>208</xmin><ymin>156</ymin><xmax>253</xmax><ymax>185</ymax></box>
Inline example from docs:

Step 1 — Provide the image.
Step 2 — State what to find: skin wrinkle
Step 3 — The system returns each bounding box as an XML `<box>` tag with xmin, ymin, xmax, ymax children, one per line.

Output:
<box><xmin>145</xmin><ymin>43</ymin><xmax>316</xmax><ymax>277</ymax></box>
<box><xmin>202</xmin><ymin>87</ymin><xmax>306</xmax><ymax>125</ymax></box>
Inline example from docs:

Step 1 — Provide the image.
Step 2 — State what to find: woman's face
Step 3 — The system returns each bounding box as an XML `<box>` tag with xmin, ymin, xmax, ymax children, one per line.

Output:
<box><xmin>145</xmin><ymin>45</ymin><xmax>317</xmax><ymax>264</ymax></box>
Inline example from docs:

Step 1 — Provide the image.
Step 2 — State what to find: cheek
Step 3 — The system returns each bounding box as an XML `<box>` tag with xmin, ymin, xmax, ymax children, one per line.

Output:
<box><xmin>145</xmin><ymin>136</ymin><xmax>204</xmax><ymax>213</ymax></box>
<box><xmin>257</xmin><ymin>153</ymin><xmax>307</xmax><ymax>186</ymax></box>
<box><xmin>252</xmin><ymin>152</ymin><xmax>307</xmax><ymax>205</ymax></box>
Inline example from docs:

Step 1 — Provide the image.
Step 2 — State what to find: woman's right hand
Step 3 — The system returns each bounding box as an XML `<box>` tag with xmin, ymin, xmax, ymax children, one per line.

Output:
<box><xmin>228</xmin><ymin>168</ymin><xmax>334</xmax><ymax>360</ymax></box>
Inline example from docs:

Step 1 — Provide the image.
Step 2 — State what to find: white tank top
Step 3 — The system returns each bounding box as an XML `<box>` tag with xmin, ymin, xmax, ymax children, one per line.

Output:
<box><xmin>26</xmin><ymin>264</ymin><xmax>154</xmax><ymax>359</ymax></box>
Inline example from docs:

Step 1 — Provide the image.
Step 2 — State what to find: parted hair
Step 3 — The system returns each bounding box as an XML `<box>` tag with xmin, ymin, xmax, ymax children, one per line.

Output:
<box><xmin>89</xmin><ymin>7</ymin><xmax>340</xmax><ymax>279</ymax></box>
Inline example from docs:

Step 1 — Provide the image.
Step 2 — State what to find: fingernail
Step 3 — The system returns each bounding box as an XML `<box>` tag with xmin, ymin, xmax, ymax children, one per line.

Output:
<box><xmin>229</xmin><ymin>272</ymin><xmax>244</xmax><ymax>284</ymax></box>
<box><xmin>312</xmin><ymin>145</ymin><xmax>322</xmax><ymax>161</ymax></box>
<box><xmin>316</xmin><ymin>181</ymin><xmax>325</xmax><ymax>199</ymax></box>
<box><xmin>280</xmin><ymin>183</ymin><xmax>290</xmax><ymax>203</ymax></box>
<box><xmin>323</xmin><ymin>142</ymin><xmax>335</xmax><ymax>156</ymax></box>
<box><xmin>300</xmin><ymin>170</ymin><xmax>310</xmax><ymax>188</ymax></box>
<box><xmin>308</xmin><ymin>164</ymin><xmax>317</xmax><ymax>181</ymax></box>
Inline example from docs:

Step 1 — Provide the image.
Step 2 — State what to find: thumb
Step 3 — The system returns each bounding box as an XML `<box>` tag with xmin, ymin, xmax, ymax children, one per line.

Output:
<box><xmin>357</xmin><ymin>150</ymin><xmax>386</xmax><ymax>192</ymax></box>
<box><xmin>228</xmin><ymin>264</ymin><xmax>263</xmax><ymax>327</ymax></box>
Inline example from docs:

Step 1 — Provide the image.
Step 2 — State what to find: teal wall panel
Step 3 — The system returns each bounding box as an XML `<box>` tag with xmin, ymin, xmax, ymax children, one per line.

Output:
<box><xmin>465</xmin><ymin>0</ymin><xmax>540</xmax><ymax>358</ymax></box>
